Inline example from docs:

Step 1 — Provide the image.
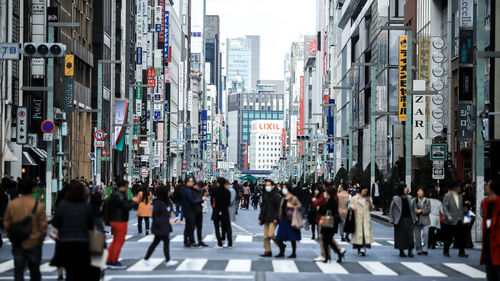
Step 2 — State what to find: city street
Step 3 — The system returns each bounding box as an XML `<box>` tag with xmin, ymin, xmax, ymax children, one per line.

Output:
<box><xmin>0</xmin><ymin>208</ymin><xmax>485</xmax><ymax>281</ymax></box>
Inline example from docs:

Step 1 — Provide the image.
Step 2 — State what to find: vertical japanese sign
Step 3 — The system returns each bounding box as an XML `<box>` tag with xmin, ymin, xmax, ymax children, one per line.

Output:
<box><xmin>458</xmin><ymin>103</ymin><xmax>473</xmax><ymax>139</ymax></box>
<box><xmin>417</xmin><ymin>36</ymin><xmax>430</xmax><ymax>83</ymax></box>
<box><xmin>299</xmin><ymin>76</ymin><xmax>304</xmax><ymax>135</ymax></box>
<box><xmin>16</xmin><ymin>107</ymin><xmax>27</xmax><ymax>144</ymax></box>
<box><xmin>164</xmin><ymin>10</ymin><xmax>170</xmax><ymax>61</ymax></box>
<box><xmin>63</xmin><ymin>77</ymin><xmax>75</xmax><ymax>112</ymax></box>
<box><xmin>398</xmin><ymin>36</ymin><xmax>408</xmax><ymax>121</ymax></box>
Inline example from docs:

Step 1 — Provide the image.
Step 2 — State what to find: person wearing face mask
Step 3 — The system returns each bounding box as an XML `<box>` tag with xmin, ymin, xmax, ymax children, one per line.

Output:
<box><xmin>258</xmin><ymin>179</ymin><xmax>282</xmax><ymax>257</ymax></box>
<box><xmin>275</xmin><ymin>184</ymin><xmax>302</xmax><ymax>258</ymax></box>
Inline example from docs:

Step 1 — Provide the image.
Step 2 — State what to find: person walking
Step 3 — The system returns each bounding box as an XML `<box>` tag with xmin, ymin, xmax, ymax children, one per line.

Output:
<box><xmin>242</xmin><ymin>183</ymin><xmax>251</xmax><ymax>210</ymax></box>
<box><xmin>0</xmin><ymin>184</ymin><xmax>9</xmax><ymax>249</ymax></box>
<box><xmin>413</xmin><ymin>187</ymin><xmax>431</xmax><ymax>255</ymax></box>
<box><xmin>142</xmin><ymin>185</ymin><xmax>179</xmax><ymax>268</ymax></box>
<box><xmin>51</xmin><ymin>181</ymin><xmax>94</xmax><ymax>281</ymax></box>
<box><xmin>4</xmin><ymin>180</ymin><xmax>47</xmax><ymax>281</ymax></box>
<box><xmin>212</xmin><ymin>178</ymin><xmax>232</xmax><ymax>248</ymax></box>
<box><xmin>427</xmin><ymin>189</ymin><xmax>442</xmax><ymax>249</ymax></box>
<box><xmin>172</xmin><ymin>181</ymin><xmax>185</xmax><ymax>225</ymax></box>
<box><xmin>106</xmin><ymin>179</ymin><xmax>138</xmax><ymax>269</ymax></box>
<box><xmin>371</xmin><ymin>179</ymin><xmax>381</xmax><ymax>211</ymax></box>
<box><xmin>233</xmin><ymin>181</ymin><xmax>242</xmax><ymax>214</ymax></box>
<box><xmin>307</xmin><ymin>187</ymin><xmax>320</xmax><ymax>240</ymax></box>
<box><xmin>228</xmin><ymin>180</ymin><xmax>238</xmax><ymax>223</ymax></box>
<box><xmin>350</xmin><ymin>185</ymin><xmax>373</xmax><ymax>256</ymax></box>
<box><xmin>181</xmin><ymin>177</ymin><xmax>204</xmax><ymax>247</ymax></box>
<box><xmin>313</xmin><ymin>184</ymin><xmax>331</xmax><ymax>261</ymax></box>
<box><xmin>258</xmin><ymin>179</ymin><xmax>282</xmax><ymax>257</ymax></box>
<box><xmin>337</xmin><ymin>185</ymin><xmax>350</xmax><ymax>241</ymax></box>
<box><xmin>193</xmin><ymin>182</ymin><xmax>208</xmax><ymax>247</ymax></box>
<box><xmin>481</xmin><ymin>177</ymin><xmax>500</xmax><ymax>281</ymax></box>
<box><xmin>442</xmin><ymin>180</ymin><xmax>468</xmax><ymax>257</ymax></box>
<box><xmin>275</xmin><ymin>184</ymin><xmax>302</xmax><ymax>258</ymax></box>
<box><xmin>389</xmin><ymin>184</ymin><xmax>416</xmax><ymax>257</ymax></box>
<box><xmin>320</xmin><ymin>187</ymin><xmax>346</xmax><ymax>263</ymax></box>
<box><xmin>136</xmin><ymin>184</ymin><xmax>152</xmax><ymax>235</ymax></box>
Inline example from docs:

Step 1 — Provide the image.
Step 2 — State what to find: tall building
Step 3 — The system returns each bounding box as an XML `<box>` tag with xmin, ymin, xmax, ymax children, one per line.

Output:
<box><xmin>205</xmin><ymin>15</ymin><xmax>222</xmax><ymax>113</ymax></box>
<box><xmin>226</xmin><ymin>36</ymin><xmax>260</xmax><ymax>92</ymax></box>
<box><xmin>227</xmin><ymin>81</ymin><xmax>284</xmax><ymax>170</ymax></box>
<box><xmin>248</xmin><ymin>120</ymin><xmax>284</xmax><ymax>171</ymax></box>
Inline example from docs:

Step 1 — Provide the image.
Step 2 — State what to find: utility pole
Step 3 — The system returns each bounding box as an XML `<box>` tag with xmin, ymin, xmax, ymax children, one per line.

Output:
<box><xmin>45</xmin><ymin>25</ymin><xmax>54</xmax><ymax>216</ymax></box>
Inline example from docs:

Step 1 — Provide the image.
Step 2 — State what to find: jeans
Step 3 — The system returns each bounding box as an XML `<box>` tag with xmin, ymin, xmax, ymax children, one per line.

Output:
<box><xmin>138</xmin><ymin>216</ymin><xmax>150</xmax><ymax>234</ymax></box>
<box><xmin>338</xmin><ymin>219</ymin><xmax>346</xmax><ymax>237</ymax></box>
<box><xmin>214</xmin><ymin>217</ymin><xmax>232</xmax><ymax>246</ymax></box>
<box><xmin>12</xmin><ymin>245</ymin><xmax>41</xmax><ymax>281</ymax></box>
<box><xmin>107</xmin><ymin>221</ymin><xmax>128</xmax><ymax>263</ymax></box>
<box><xmin>175</xmin><ymin>204</ymin><xmax>184</xmax><ymax>221</ymax></box>
<box><xmin>414</xmin><ymin>225</ymin><xmax>429</xmax><ymax>252</ymax></box>
<box><xmin>195</xmin><ymin>211</ymin><xmax>203</xmax><ymax>243</ymax></box>
<box><xmin>145</xmin><ymin>235</ymin><xmax>170</xmax><ymax>261</ymax></box>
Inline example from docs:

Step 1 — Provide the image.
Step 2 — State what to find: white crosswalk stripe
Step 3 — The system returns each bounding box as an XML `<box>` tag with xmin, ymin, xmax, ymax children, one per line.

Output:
<box><xmin>300</xmin><ymin>237</ymin><xmax>317</xmax><ymax>244</ymax></box>
<box><xmin>225</xmin><ymin>259</ymin><xmax>252</xmax><ymax>272</ymax></box>
<box><xmin>359</xmin><ymin>261</ymin><xmax>398</xmax><ymax>276</ymax></box>
<box><xmin>0</xmin><ymin>261</ymin><xmax>14</xmax><ymax>273</ymax></box>
<box><xmin>106</xmin><ymin>235</ymin><xmax>133</xmax><ymax>243</ymax></box>
<box><xmin>127</xmin><ymin>258</ymin><xmax>164</xmax><ymax>271</ymax></box>
<box><xmin>444</xmin><ymin>263</ymin><xmax>486</xmax><ymax>279</ymax></box>
<box><xmin>40</xmin><ymin>262</ymin><xmax>57</xmax><ymax>272</ymax></box>
<box><xmin>315</xmin><ymin>261</ymin><xmax>349</xmax><ymax>274</ymax></box>
<box><xmin>235</xmin><ymin>235</ymin><xmax>253</xmax><ymax>243</ymax></box>
<box><xmin>176</xmin><ymin>258</ymin><xmax>208</xmax><ymax>271</ymax></box>
<box><xmin>204</xmin><ymin>234</ymin><xmax>217</xmax><ymax>242</ymax></box>
<box><xmin>137</xmin><ymin>235</ymin><xmax>155</xmax><ymax>243</ymax></box>
<box><xmin>170</xmin><ymin>235</ymin><xmax>184</xmax><ymax>242</ymax></box>
<box><xmin>401</xmin><ymin>262</ymin><xmax>447</xmax><ymax>277</ymax></box>
<box><xmin>272</xmin><ymin>260</ymin><xmax>299</xmax><ymax>273</ymax></box>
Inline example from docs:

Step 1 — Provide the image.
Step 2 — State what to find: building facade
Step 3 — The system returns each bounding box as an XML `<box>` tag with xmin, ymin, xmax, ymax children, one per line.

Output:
<box><xmin>248</xmin><ymin>120</ymin><xmax>284</xmax><ymax>171</ymax></box>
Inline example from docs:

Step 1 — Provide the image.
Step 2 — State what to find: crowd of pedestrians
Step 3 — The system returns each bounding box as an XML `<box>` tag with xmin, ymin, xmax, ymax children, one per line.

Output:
<box><xmin>0</xmin><ymin>172</ymin><xmax>499</xmax><ymax>280</ymax></box>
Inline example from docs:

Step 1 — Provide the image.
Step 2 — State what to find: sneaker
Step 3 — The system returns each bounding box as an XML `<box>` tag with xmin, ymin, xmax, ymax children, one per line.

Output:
<box><xmin>142</xmin><ymin>259</ymin><xmax>152</xmax><ymax>267</ymax></box>
<box><xmin>107</xmin><ymin>262</ymin><xmax>126</xmax><ymax>269</ymax></box>
<box><xmin>166</xmin><ymin>260</ymin><xmax>179</xmax><ymax>267</ymax></box>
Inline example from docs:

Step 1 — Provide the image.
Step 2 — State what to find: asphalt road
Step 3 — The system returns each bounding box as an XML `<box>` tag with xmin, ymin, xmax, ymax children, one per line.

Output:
<box><xmin>0</xmin><ymin>205</ymin><xmax>485</xmax><ymax>281</ymax></box>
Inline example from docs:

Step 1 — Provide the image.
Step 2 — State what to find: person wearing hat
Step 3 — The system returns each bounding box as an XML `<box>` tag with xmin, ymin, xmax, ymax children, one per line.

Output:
<box><xmin>442</xmin><ymin>180</ymin><xmax>468</xmax><ymax>257</ymax></box>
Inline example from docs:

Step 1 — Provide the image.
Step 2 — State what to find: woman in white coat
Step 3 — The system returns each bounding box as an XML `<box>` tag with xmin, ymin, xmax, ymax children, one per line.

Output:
<box><xmin>428</xmin><ymin>189</ymin><xmax>443</xmax><ymax>249</ymax></box>
<box><xmin>350</xmin><ymin>186</ymin><xmax>374</xmax><ymax>256</ymax></box>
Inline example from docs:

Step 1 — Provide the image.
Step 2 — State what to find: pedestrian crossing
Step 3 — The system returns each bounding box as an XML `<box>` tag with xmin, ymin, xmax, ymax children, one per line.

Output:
<box><xmin>0</xmin><ymin>258</ymin><xmax>484</xmax><ymax>278</ymax></box>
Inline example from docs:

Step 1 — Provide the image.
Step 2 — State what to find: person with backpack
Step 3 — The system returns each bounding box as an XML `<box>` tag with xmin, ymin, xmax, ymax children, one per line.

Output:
<box><xmin>105</xmin><ymin>179</ymin><xmax>137</xmax><ymax>269</ymax></box>
<box><xmin>4</xmin><ymin>180</ymin><xmax>47</xmax><ymax>281</ymax></box>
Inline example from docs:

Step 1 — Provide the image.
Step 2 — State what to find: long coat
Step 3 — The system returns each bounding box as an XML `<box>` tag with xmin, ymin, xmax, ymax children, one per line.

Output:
<box><xmin>351</xmin><ymin>194</ymin><xmax>374</xmax><ymax>246</ymax></box>
<box><xmin>278</xmin><ymin>194</ymin><xmax>302</xmax><ymax>220</ymax></box>
<box><xmin>442</xmin><ymin>191</ymin><xmax>464</xmax><ymax>225</ymax></box>
<box><xmin>389</xmin><ymin>195</ymin><xmax>416</xmax><ymax>225</ymax></box>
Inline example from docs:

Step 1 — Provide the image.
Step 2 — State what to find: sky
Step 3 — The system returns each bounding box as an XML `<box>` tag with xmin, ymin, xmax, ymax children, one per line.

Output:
<box><xmin>206</xmin><ymin>0</ymin><xmax>316</xmax><ymax>80</ymax></box>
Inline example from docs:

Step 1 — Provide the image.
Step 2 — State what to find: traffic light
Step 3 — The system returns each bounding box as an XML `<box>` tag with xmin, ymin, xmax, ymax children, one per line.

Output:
<box><xmin>297</xmin><ymin>135</ymin><xmax>310</xmax><ymax>141</ymax></box>
<box><xmin>187</xmin><ymin>139</ymin><xmax>199</xmax><ymax>144</ymax></box>
<box><xmin>23</xmin><ymin>42</ymin><xmax>66</xmax><ymax>58</ymax></box>
<box><xmin>64</xmin><ymin>54</ymin><xmax>74</xmax><ymax>76</ymax></box>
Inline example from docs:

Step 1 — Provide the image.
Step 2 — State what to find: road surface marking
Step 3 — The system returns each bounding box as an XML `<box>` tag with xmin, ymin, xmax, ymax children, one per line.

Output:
<box><xmin>0</xmin><ymin>261</ymin><xmax>14</xmax><ymax>273</ymax></box>
<box><xmin>387</xmin><ymin>240</ymin><xmax>395</xmax><ymax>245</ymax></box>
<box><xmin>171</xmin><ymin>235</ymin><xmax>184</xmax><ymax>242</ymax></box>
<box><xmin>315</xmin><ymin>261</ymin><xmax>349</xmax><ymax>274</ymax></box>
<box><xmin>444</xmin><ymin>263</ymin><xmax>486</xmax><ymax>279</ymax></box>
<box><xmin>138</xmin><ymin>235</ymin><xmax>155</xmax><ymax>243</ymax></box>
<box><xmin>40</xmin><ymin>262</ymin><xmax>57</xmax><ymax>272</ymax></box>
<box><xmin>225</xmin><ymin>259</ymin><xmax>252</xmax><ymax>272</ymax></box>
<box><xmin>127</xmin><ymin>258</ymin><xmax>164</xmax><ymax>271</ymax></box>
<box><xmin>371</xmin><ymin>241</ymin><xmax>382</xmax><ymax>246</ymax></box>
<box><xmin>235</xmin><ymin>235</ymin><xmax>253</xmax><ymax>243</ymax></box>
<box><xmin>401</xmin><ymin>262</ymin><xmax>447</xmax><ymax>277</ymax></box>
<box><xmin>272</xmin><ymin>260</ymin><xmax>299</xmax><ymax>273</ymax></box>
<box><xmin>335</xmin><ymin>239</ymin><xmax>349</xmax><ymax>246</ymax></box>
<box><xmin>176</xmin><ymin>258</ymin><xmax>208</xmax><ymax>271</ymax></box>
<box><xmin>300</xmin><ymin>237</ymin><xmax>317</xmax><ymax>244</ymax></box>
<box><xmin>359</xmin><ymin>261</ymin><xmax>398</xmax><ymax>276</ymax></box>
<box><xmin>204</xmin><ymin>234</ymin><xmax>217</xmax><ymax>242</ymax></box>
<box><xmin>99</xmin><ymin>274</ymin><xmax>254</xmax><ymax>280</ymax></box>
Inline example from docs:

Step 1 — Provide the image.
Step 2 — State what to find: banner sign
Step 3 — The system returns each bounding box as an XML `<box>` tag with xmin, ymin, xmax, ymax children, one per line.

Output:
<box><xmin>114</xmin><ymin>100</ymin><xmax>129</xmax><ymax>151</ymax></box>
<box><xmin>398</xmin><ymin>36</ymin><xmax>408</xmax><ymax>121</ymax></box>
<box><xmin>164</xmin><ymin>10</ymin><xmax>170</xmax><ymax>61</ymax></box>
<box><xmin>299</xmin><ymin>76</ymin><xmax>304</xmax><ymax>135</ymax></box>
<box><xmin>63</xmin><ymin>77</ymin><xmax>75</xmax><ymax>112</ymax></box>
<box><xmin>460</xmin><ymin>0</ymin><xmax>473</xmax><ymax>27</ymax></box>
<box><xmin>136</xmin><ymin>47</ymin><xmax>142</xmax><ymax>65</ymax></box>
<box><xmin>16</xmin><ymin>107</ymin><xmax>28</xmax><ymax>144</ymax></box>
<box><xmin>412</xmin><ymin>80</ymin><xmax>427</xmax><ymax>156</ymax></box>
<box><xmin>458</xmin><ymin>103</ymin><xmax>473</xmax><ymax>139</ymax></box>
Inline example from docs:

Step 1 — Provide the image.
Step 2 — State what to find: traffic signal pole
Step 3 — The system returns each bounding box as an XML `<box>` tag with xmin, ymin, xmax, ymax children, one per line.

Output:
<box><xmin>45</xmin><ymin>25</ymin><xmax>54</xmax><ymax>216</ymax></box>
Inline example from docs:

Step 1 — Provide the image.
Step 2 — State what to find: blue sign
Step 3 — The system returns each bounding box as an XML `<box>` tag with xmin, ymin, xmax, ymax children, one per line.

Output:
<box><xmin>155</xmin><ymin>24</ymin><xmax>161</xmax><ymax>33</ymax></box>
<box><xmin>136</xmin><ymin>47</ymin><xmax>142</xmax><ymax>65</ymax></box>
<box><xmin>41</xmin><ymin>120</ymin><xmax>55</xmax><ymax>134</ymax></box>
<box><xmin>164</xmin><ymin>11</ymin><xmax>170</xmax><ymax>61</ymax></box>
<box><xmin>154</xmin><ymin>111</ymin><xmax>161</xmax><ymax>120</ymax></box>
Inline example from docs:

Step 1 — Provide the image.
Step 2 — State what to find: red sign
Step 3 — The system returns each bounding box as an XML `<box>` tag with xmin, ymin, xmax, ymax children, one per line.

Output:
<box><xmin>41</xmin><ymin>120</ymin><xmax>55</xmax><ymax>134</ymax></box>
<box><xmin>147</xmin><ymin>68</ymin><xmax>155</xmax><ymax>78</ymax></box>
<box><xmin>299</xmin><ymin>76</ymin><xmax>304</xmax><ymax>135</ymax></box>
<box><xmin>94</xmin><ymin>130</ymin><xmax>105</xmax><ymax>140</ymax></box>
<box><xmin>147</xmin><ymin>78</ymin><xmax>156</xmax><ymax>88</ymax></box>
<box><xmin>102</xmin><ymin>149</ymin><xmax>108</xmax><ymax>156</ymax></box>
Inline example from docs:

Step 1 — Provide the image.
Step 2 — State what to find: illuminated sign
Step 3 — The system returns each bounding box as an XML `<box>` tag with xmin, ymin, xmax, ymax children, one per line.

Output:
<box><xmin>398</xmin><ymin>36</ymin><xmax>408</xmax><ymax>121</ymax></box>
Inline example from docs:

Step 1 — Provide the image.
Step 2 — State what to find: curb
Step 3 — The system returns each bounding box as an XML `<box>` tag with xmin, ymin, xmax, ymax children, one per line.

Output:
<box><xmin>370</xmin><ymin>212</ymin><xmax>391</xmax><ymax>223</ymax></box>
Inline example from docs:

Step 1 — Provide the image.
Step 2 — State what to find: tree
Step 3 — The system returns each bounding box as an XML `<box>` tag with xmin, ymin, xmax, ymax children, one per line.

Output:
<box><xmin>333</xmin><ymin>166</ymin><xmax>348</xmax><ymax>187</ymax></box>
<box><xmin>348</xmin><ymin>163</ymin><xmax>363</xmax><ymax>186</ymax></box>
<box><xmin>360</xmin><ymin>163</ymin><xmax>383</xmax><ymax>190</ymax></box>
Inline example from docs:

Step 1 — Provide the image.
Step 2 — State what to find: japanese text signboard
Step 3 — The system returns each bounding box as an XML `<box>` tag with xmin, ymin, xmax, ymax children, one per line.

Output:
<box><xmin>398</xmin><ymin>36</ymin><xmax>408</xmax><ymax>121</ymax></box>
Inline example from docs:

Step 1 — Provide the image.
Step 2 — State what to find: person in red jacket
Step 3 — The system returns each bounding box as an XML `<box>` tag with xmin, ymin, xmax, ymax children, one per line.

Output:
<box><xmin>481</xmin><ymin>177</ymin><xmax>500</xmax><ymax>281</ymax></box>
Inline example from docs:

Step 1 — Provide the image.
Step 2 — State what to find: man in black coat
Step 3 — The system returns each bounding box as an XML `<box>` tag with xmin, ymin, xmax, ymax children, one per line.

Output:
<box><xmin>181</xmin><ymin>177</ymin><xmax>203</xmax><ymax>247</ymax></box>
<box><xmin>192</xmin><ymin>181</ymin><xmax>208</xmax><ymax>247</ymax></box>
<box><xmin>258</xmin><ymin>179</ymin><xmax>282</xmax><ymax>257</ymax></box>
<box><xmin>212</xmin><ymin>178</ymin><xmax>231</xmax><ymax>248</ymax></box>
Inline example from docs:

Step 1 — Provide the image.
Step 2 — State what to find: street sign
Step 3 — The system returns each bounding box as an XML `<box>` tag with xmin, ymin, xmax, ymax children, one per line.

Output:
<box><xmin>41</xmin><ymin>120</ymin><xmax>55</xmax><ymax>134</ymax></box>
<box><xmin>43</xmin><ymin>133</ymin><xmax>53</xmax><ymax>141</ymax></box>
<box><xmin>432</xmin><ymin>167</ymin><xmax>445</xmax><ymax>180</ymax></box>
<box><xmin>141</xmin><ymin>168</ymin><xmax>149</xmax><ymax>177</ymax></box>
<box><xmin>94</xmin><ymin>141</ymin><xmax>105</xmax><ymax>147</ymax></box>
<box><xmin>133</xmin><ymin>168</ymin><xmax>141</xmax><ymax>176</ymax></box>
<box><xmin>94</xmin><ymin>130</ymin><xmax>105</xmax><ymax>141</ymax></box>
<box><xmin>26</xmin><ymin>134</ymin><xmax>37</xmax><ymax>148</ymax></box>
<box><xmin>0</xmin><ymin>43</ymin><xmax>20</xmax><ymax>60</ymax></box>
<box><xmin>430</xmin><ymin>144</ymin><xmax>447</xmax><ymax>161</ymax></box>
<box><xmin>139</xmin><ymin>141</ymin><xmax>149</xmax><ymax>148</ymax></box>
<box><xmin>88</xmin><ymin>152</ymin><xmax>96</xmax><ymax>160</ymax></box>
<box><xmin>16</xmin><ymin>107</ymin><xmax>28</xmax><ymax>144</ymax></box>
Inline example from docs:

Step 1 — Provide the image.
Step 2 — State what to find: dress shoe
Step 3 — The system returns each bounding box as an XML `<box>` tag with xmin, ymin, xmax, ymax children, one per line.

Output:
<box><xmin>458</xmin><ymin>253</ymin><xmax>469</xmax><ymax>258</ymax></box>
<box><xmin>259</xmin><ymin>252</ymin><xmax>272</xmax><ymax>257</ymax></box>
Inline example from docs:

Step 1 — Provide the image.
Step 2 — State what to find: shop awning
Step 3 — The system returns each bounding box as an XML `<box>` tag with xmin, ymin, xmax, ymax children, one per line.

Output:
<box><xmin>2</xmin><ymin>145</ymin><xmax>19</xmax><ymax>162</ymax></box>
<box><xmin>30</xmin><ymin>147</ymin><xmax>47</xmax><ymax>160</ymax></box>
<box><xmin>22</xmin><ymin>151</ymin><xmax>37</xmax><ymax>166</ymax></box>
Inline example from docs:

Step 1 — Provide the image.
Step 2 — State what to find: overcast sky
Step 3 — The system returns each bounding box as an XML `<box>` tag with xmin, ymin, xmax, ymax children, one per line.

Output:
<box><xmin>206</xmin><ymin>0</ymin><xmax>316</xmax><ymax>80</ymax></box>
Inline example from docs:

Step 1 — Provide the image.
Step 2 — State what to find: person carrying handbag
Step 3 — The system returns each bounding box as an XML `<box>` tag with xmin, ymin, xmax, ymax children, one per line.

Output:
<box><xmin>319</xmin><ymin>187</ymin><xmax>346</xmax><ymax>263</ymax></box>
<box><xmin>275</xmin><ymin>184</ymin><xmax>302</xmax><ymax>258</ymax></box>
